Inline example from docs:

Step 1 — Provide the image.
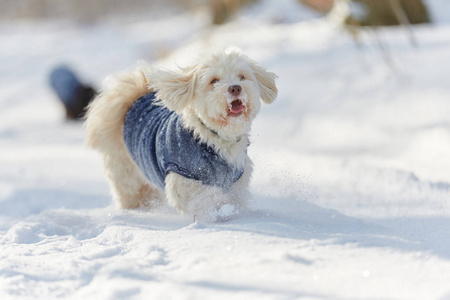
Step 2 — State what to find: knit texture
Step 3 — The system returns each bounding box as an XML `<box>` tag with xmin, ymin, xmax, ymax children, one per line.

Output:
<box><xmin>123</xmin><ymin>92</ymin><xmax>245</xmax><ymax>191</ymax></box>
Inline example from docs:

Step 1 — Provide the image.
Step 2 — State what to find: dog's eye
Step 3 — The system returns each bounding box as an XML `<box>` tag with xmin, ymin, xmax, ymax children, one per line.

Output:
<box><xmin>210</xmin><ymin>78</ymin><xmax>219</xmax><ymax>85</ymax></box>
<box><xmin>239</xmin><ymin>75</ymin><xmax>245</xmax><ymax>81</ymax></box>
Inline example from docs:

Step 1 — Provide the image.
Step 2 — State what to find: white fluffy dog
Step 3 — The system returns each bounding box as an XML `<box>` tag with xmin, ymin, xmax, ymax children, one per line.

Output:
<box><xmin>84</xmin><ymin>48</ymin><xmax>277</xmax><ymax>222</ymax></box>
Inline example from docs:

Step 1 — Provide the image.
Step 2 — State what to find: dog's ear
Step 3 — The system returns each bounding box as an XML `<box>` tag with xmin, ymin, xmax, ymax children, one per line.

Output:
<box><xmin>145</xmin><ymin>65</ymin><xmax>197</xmax><ymax>112</ymax></box>
<box><xmin>251</xmin><ymin>63</ymin><xmax>278</xmax><ymax>104</ymax></box>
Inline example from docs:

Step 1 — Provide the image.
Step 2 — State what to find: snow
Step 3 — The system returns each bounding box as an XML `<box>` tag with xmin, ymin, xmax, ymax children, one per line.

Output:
<box><xmin>1</xmin><ymin>1</ymin><xmax>450</xmax><ymax>299</ymax></box>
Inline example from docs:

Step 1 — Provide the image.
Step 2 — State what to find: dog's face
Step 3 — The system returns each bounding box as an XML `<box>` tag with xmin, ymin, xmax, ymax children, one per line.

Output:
<box><xmin>147</xmin><ymin>48</ymin><xmax>277</xmax><ymax>139</ymax></box>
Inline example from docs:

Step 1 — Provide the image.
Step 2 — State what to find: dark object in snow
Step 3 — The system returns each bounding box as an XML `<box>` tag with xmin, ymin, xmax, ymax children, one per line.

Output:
<box><xmin>123</xmin><ymin>92</ymin><xmax>245</xmax><ymax>192</ymax></box>
<box><xmin>49</xmin><ymin>66</ymin><xmax>96</xmax><ymax>119</ymax></box>
<box><xmin>298</xmin><ymin>0</ymin><xmax>430</xmax><ymax>26</ymax></box>
<box><xmin>210</xmin><ymin>0</ymin><xmax>259</xmax><ymax>25</ymax></box>
<box><xmin>347</xmin><ymin>0</ymin><xmax>430</xmax><ymax>26</ymax></box>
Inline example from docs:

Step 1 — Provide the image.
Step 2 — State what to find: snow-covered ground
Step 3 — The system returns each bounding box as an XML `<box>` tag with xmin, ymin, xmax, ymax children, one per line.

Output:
<box><xmin>1</xmin><ymin>1</ymin><xmax>450</xmax><ymax>299</ymax></box>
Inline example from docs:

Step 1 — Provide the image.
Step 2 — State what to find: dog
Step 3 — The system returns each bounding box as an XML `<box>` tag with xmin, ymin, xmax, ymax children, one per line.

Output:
<box><xmin>84</xmin><ymin>48</ymin><xmax>277</xmax><ymax>222</ymax></box>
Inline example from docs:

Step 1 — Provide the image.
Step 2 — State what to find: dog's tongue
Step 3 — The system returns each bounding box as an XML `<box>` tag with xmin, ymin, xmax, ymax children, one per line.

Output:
<box><xmin>230</xmin><ymin>100</ymin><xmax>244</xmax><ymax>114</ymax></box>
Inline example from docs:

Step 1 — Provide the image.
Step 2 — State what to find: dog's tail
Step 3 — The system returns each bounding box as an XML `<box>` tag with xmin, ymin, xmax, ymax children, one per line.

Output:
<box><xmin>84</xmin><ymin>69</ymin><xmax>150</xmax><ymax>151</ymax></box>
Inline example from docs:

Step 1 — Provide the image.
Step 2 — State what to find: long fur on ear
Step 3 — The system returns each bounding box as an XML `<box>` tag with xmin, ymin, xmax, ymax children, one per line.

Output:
<box><xmin>145</xmin><ymin>66</ymin><xmax>197</xmax><ymax>112</ymax></box>
<box><xmin>251</xmin><ymin>63</ymin><xmax>278</xmax><ymax>104</ymax></box>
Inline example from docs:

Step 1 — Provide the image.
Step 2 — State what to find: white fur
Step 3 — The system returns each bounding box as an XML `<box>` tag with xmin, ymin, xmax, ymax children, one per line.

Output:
<box><xmin>84</xmin><ymin>48</ymin><xmax>277</xmax><ymax>222</ymax></box>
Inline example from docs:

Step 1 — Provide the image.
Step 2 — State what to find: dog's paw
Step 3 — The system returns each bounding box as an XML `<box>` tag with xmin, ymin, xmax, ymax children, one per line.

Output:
<box><xmin>187</xmin><ymin>198</ymin><xmax>240</xmax><ymax>223</ymax></box>
<box><xmin>216</xmin><ymin>204</ymin><xmax>239</xmax><ymax>222</ymax></box>
<box><xmin>194</xmin><ymin>203</ymin><xmax>240</xmax><ymax>223</ymax></box>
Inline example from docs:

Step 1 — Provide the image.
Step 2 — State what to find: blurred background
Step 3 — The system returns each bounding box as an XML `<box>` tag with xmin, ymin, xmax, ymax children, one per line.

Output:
<box><xmin>0</xmin><ymin>0</ymin><xmax>433</xmax><ymax>26</ymax></box>
<box><xmin>0</xmin><ymin>0</ymin><xmax>441</xmax><ymax>91</ymax></box>
<box><xmin>0</xmin><ymin>0</ymin><xmax>442</xmax><ymax>68</ymax></box>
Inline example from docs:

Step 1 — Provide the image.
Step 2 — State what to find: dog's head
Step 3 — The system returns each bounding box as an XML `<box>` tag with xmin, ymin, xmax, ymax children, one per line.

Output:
<box><xmin>146</xmin><ymin>48</ymin><xmax>277</xmax><ymax>139</ymax></box>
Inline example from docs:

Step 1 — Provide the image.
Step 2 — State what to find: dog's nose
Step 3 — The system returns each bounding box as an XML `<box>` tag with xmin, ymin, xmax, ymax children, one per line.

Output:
<box><xmin>228</xmin><ymin>85</ymin><xmax>242</xmax><ymax>96</ymax></box>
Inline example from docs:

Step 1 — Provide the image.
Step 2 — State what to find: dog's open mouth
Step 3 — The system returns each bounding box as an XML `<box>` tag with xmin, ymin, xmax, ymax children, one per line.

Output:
<box><xmin>228</xmin><ymin>100</ymin><xmax>244</xmax><ymax>117</ymax></box>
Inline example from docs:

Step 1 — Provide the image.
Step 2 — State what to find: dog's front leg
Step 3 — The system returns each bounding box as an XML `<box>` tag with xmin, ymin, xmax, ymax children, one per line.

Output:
<box><xmin>165</xmin><ymin>172</ymin><xmax>236</xmax><ymax>222</ymax></box>
<box><xmin>228</xmin><ymin>158</ymin><xmax>253</xmax><ymax>210</ymax></box>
